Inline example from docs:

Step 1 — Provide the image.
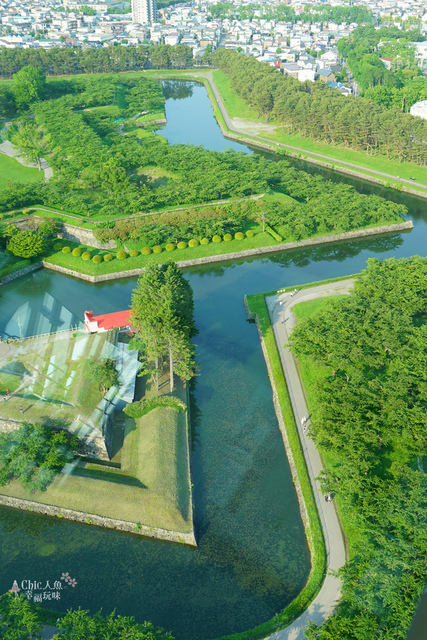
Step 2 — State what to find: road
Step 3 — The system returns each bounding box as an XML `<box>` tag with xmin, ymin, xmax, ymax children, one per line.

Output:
<box><xmin>194</xmin><ymin>71</ymin><xmax>425</xmax><ymax>192</ymax></box>
<box><xmin>264</xmin><ymin>279</ymin><xmax>355</xmax><ymax>640</ymax></box>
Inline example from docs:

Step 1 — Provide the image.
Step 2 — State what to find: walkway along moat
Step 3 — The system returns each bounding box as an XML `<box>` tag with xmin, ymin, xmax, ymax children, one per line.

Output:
<box><xmin>0</xmin><ymin>81</ymin><xmax>426</xmax><ymax>640</ymax></box>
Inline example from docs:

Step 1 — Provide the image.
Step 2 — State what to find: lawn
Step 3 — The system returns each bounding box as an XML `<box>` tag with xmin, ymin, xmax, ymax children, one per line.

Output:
<box><xmin>135</xmin><ymin>111</ymin><xmax>166</xmax><ymax>122</ymax></box>
<box><xmin>0</xmin><ymin>153</ymin><xmax>44</xmax><ymax>190</ymax></box>
<box><xmin>43</xmin><ymin>225</ymin><xmax>278</xmax><ymax>275</ymax></box>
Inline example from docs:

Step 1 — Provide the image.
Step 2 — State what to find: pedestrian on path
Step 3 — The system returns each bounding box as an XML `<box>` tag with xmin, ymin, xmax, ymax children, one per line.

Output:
<box><xmin>3</xmin><ymin>396</ymin><xmax>6</xmax><ymax>403</ymax></box>
<box><xmin>301</xmin><ymin>416</ymin><xmax>306</xmax><ymax>426</ymax></box>
<box><xmin>19</xmin><ymin>406</ymin><xmax>23</xmax><ymax>414</ymax></box>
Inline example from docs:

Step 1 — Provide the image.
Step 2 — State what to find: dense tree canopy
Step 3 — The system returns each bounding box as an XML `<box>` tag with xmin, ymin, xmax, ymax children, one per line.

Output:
<box><xmin>0</xmin><ymin>43</ymin><xmax>193</xmax><ymax>80</ymax></box>
<box><xmin>0</xmin><ymin>594</ymin><xmax>174</xmax><ymax>640</ymax></box>
<box><xmin>213</xmin><ymin>49</ymin><xmax>427</xmax><ymax>165</ymax></box>
<box><xmin>338</xmin><ymin>25</ymin><xmax>427</xmax><ymax>107</ymax></box>
<box><xmin>0</xmin><ymin>423</ymin><xmax>78</xmax><ymax>493</ymax></box>
<box><xmin>290</xmin><ymin>256</ymin><xmax>427</xmax><ymax>640</ymax></box>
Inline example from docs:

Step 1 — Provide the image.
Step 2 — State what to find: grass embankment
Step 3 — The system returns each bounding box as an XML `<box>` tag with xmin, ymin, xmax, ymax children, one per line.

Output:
<box><xmin>0</xmin><ymin>333</ymin><xmax>192</xmax><ymax>533</ymax></box>
<box><xmin>43</xmin><ymin>225</ymin><xmax>274</xmax><ymax>275</ymax></box>
<box><xmin>0</xmin><ymin>154</ymin><xmax>45</xmax><ymax>190</ymax></box>
<box><xmin>210</xmin><ymin>69</ymin><xmax>427</xmax><ymax>191</ymax></box>
<box><xmin>291</xmin><ymin>296</ymin><xmax>364</xmax><ymax>557</ymax></box>
<box><xmin>222</xmin><ymin>293</ymin><xmax>326</xmax><ymax>640</ymax></box>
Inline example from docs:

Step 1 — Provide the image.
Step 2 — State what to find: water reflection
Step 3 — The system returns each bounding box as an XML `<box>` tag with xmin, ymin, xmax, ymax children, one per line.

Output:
<box><xmin>162</xmin><ymin>80</ymin><xmax>194</xmax><ymax>101</ymax></box>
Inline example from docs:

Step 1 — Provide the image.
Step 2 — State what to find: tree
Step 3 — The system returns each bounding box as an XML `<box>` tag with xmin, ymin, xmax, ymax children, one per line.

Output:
<box><xmin>130</xmin><ymin>263</ymin><xmax>197</xmax><ymax>393</ymax></box>
<box><xmin>0</xmin><ymin>423</ymin><xmax>78</xmax><ymax>493</ymax></box>
<box><xmin>7</xmin><ymin>230</ymin><xmax>46</xmax><ymax>258</ymax></box>
<box><xmin>55</xmin><ymin>608</ymin><xmax>174</xmax><ymax>640</ymax></box>
<box><xmin>84</xmin><ymin>358</ymin><xmax>120</xmax><ymax>393</ymax></box>
<box><xmin>12</xmin><ymin>65</ymin><xmax>46</xmax><ymax>111</ymax></box>
<box><xmin>0</xmin><ymin>594</ymin><xmax>42</xmax><ymax>640</ymax></box>
<box><xmin>13</xmin><ymin>120</ymin><xmax>46</xmax><ymax>170</ymax></box>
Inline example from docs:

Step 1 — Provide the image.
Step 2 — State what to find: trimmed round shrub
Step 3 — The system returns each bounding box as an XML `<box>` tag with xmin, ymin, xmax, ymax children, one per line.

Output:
<box><xmin>82</xmin><ymin>252</ymin><xmax>91</xmax><ymax>261</ymax></box>
<box><xmin>72</xmin><ymin>248</ymin><xmax>82</xmax><ymax>257</ymax></box>
<box><xmin>153</xmin><ymin>245</ymin><xmax>162</xmax><ymax>254</ymax></box>
<box><xmin>129</xmin><ymin>249</ymin><xmax>138</xmax><ymax>257</ymax></box>
<box><xmin>212</xmin><ymin>235</ymin><xmax>222</xmax><ymax>243</ymax></box>
<box><xmin>200</xmin><ymin>237</ymin><xmax>209</xmax><ymax>245</ymax></box>
<box><xmin>141</xmin><ymin>247</ymin><xmax>152</xmax><ymax>255</ymax></box>
<box><xmin>104</xmin><ymin>253</ymin><xmax>113</xmax><ymax>262</ymax></box>
<box><xmin>92</xmin><ymin>255</ymin><xmax>102</xmax><ymax>264</ymax></box>
<box><xmin>177</xmin><ymin>241</ymin><xmax>187</xmax><ymax>250</ymax></box>
<box><xmin>188</xmin><ymin>239</ymin><xmax>199</xmax><ymax>248</ymax></box>
<box><xmin>246</xmin><ymin>229</ymin><xmax>255</xmax><ymax>238</ymax></box>
<box><xmin>62</xmin><ymin>246</ymin><xmax>71</xmax><ymax>254</ymax></box>
<box><xmin>223</xmin><ymin>233</ymin><xmax>232</xmax><ymax>242</ymax></box>
<box><xmin>116</xmin><ymin>250</ymin><xmax>127</xmax><ymax>260</ymax></box>
<box><xmin>235</xmin><ymin>232</ymin><xmax>244</xmax><ymax>240</ymax></box>
<box><xmin>165</xmin><ymin>243</ymin><xmax>175</xmax><ymax>252</ymax></box>
<box><xmin>53</xmin><ymin>242</ymin><xmax>63</xmax><ymax>251</ymax></box>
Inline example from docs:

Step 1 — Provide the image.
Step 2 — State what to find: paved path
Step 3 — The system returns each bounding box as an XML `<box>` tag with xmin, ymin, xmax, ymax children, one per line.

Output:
<box><xmin>264</xmin><ymin>279</ymin><xmax>355</xmax><ymax>640</ymax></box>
<box><xmin>0</xmin><ymin>123</ymin><xmax>53</xmax><ymax>180</ymax></box>
<box><xmin>192</xmin><ymin>71</ymin><xmax>426</xmax><ymax>193</ymax></box>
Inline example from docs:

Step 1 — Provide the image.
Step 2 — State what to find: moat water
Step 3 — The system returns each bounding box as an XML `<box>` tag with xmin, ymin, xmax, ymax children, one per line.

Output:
<box><xmin>0</xmin><ymin>81</ymin><xmax>426</xmax><ymax>640</ymax></box>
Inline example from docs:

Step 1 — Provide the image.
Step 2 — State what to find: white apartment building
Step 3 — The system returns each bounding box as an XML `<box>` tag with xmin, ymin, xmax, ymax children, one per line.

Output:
<box><xmin>131</xmin><ymin>0</ymin><xmax>157</xmax><ymax>25</ymax></box>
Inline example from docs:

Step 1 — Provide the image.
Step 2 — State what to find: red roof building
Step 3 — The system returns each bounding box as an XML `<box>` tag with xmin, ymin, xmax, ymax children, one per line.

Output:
<box><xmin>84</xmin><ymin>310</ymin><xmax>134</xmax><ymax>333</ymax></box>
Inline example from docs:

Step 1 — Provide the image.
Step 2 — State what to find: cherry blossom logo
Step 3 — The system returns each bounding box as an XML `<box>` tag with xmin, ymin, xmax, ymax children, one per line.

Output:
<box><xmin>61</xmin><ymin>572</ymin><xmax>77</xmax><ymax>587</ymax></box>
<box><xmin>9</xmin><ymin>580</ymin><xmax>21</xmax><ymax>597</ymax></box>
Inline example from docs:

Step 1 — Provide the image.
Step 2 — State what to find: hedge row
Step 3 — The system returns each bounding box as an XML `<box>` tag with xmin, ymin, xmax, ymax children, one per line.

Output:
<box><xmin>57</xmin><ymin>230</ymin><xmax>256</xmax><ymax>262</ymax></box>
<box><xmin>124</xmin><ymin>395</ymin><xmax>186</xmax><ymax>419</ymax></box>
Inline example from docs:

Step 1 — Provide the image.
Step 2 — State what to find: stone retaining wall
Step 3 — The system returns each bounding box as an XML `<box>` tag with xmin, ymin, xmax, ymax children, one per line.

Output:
<box><xmin>0</xmin><ymin>494</ymin><xmax>197</xmax><ymax>546</ymax></box>
<box><xmin>61</xmin><ymin>223</ymin><xmax>116</xmax><ymax>250</ymax></box>
<box><xmin>0</xmin><ymin>262</ymin><xmax>43</xmax><ymax>285</ymax></box>
<box><xmin>42</xmin><ymin>220</ymin><xmax>413</xmax><ymax>283</ymax></box>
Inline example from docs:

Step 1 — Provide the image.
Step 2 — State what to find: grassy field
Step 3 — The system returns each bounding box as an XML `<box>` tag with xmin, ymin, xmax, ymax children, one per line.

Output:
<box><xmin>0</xmin><ymin>335</ymin><xmax>193</xmax><ymax>532</ymax></box>
<box><xmin>210</xmin><ymin>70</ymin><xmax>427</xmax><ymax>190</ymax></box>
<box><xmin>0</xmin><ymin>153</ymin><xmax>44</xmax><ymax>190</ymax></box>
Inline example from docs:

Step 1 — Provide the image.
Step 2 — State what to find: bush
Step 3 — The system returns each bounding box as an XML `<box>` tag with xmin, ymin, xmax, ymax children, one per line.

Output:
<box><xmin>177</xmin><ymin>241</ymin><xmax>187</xmax><ymax>250</ymax></box>
<box><xmin>124</xmin><ymin>395</ymin><xmax>186</xmax><ymax>419</ymax></box>
<box><xmin>246</xmin><ymin>230</ymin><xmax>255</xmax><ymax>238</ymax></box>
<box><xmin>223</xmin><ymin>233</ymin><xmax>232</xmax><ymax>242</ymax></box>
<box><xmin>141</xmin><ymin>247</ymin><xmax>152</xmax><ymax>255</ymax></box>
<box><xmin>265</xmin><ymin>225</ymin><xmax>283</xmax><ymax>242</ymax></box>
<box><xmin>200</xmin><ymin>237</ymin><xmax>209</xmax><ymax>245</ymax></box>
<box><xmin>212</xmin><ymin>235</ymin><xmax>222</xmax><ymax>243</ymax></box>
<box><xmin>235</xmin><ymin>232</ymin><xmax>244</xmax><ymax>240</ymax></box>
<box><xmin>72</xmin><ymin>248</ymin><xmax>82</xmax><ymax>257</ymax></box>
<box><xmin>104</xmin><ymin>253</ymin><xmax>113</xmax><ymax>262</ymax></box>
<box><xmin>153</xmin><ymin>245</ymin><xmax>162</xmax><ymax>254</ymax></box>
<box><xmin>129</xmin><ymin>249</ymin><xmax>138</xmax><ymax>257</ymax></box>
<box><xmin>92</xmin><ymin>255</ymin><xmax>102</xmax><ymax>264</ymax></box>
<box><xmin>62</xmin><ymin>246</ymin><xmax>71</xmax><ymax>254</ymax></box>
<box><xmin>7</xmin><ymin>230</ymin><xmax>47</xmax><ymax>259</ymax></box>
<box><xmin>82</xmin><ymin>252</ymin><xmax>91</xmax><ymax>261</ymax></box>
<box><xmin>165</xmin><ymin>243</ymin><xmax>175</xmax><ymax>252</ymax></box>
<box><xmin>188</xmin><ymin>239</ymin><xmax>199</xmax><ymax>248</ymax></box>
<box><xmin>53</xmin><ymin>242</ymin><xmax>63</xmax><ymax>251</ymax></box>
<box><xmin>116</xmin><ymin>250</ymin><xmax>127</xmax><ymax>260</ymax></box>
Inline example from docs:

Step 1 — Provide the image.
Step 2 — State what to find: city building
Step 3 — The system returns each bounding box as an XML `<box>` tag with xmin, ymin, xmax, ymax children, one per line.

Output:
<box><xmin>131</xmin><ymin>0</ymin><xmax>157</xmax><ymax>25</ymax></box>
